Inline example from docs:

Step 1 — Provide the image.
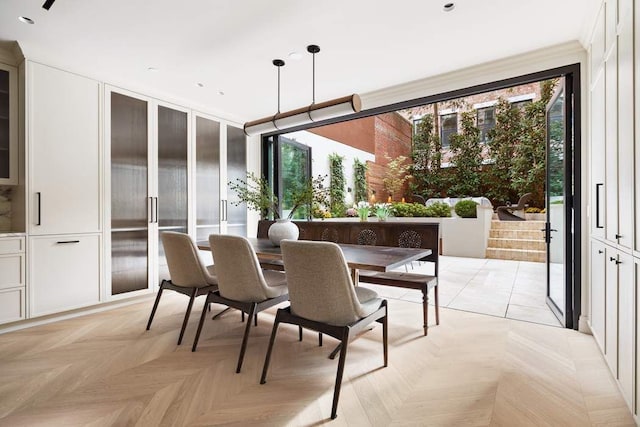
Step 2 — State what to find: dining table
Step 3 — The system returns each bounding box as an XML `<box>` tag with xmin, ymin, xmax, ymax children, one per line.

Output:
<box><xmin>197</xmin><ymin>237</ymin><xmax>432</xmax><ymax>283</ymax></box>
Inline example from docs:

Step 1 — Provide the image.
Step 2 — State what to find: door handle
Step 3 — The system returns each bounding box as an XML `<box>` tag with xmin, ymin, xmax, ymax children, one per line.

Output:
<box><xmin>595</xmin><ymin>183</ymin><xmax>603</xmax><ymax>228</ymax></box>
<box><xmin>148</xmin><ymin>197</ymin><xmax>153</xmax><ymax>223</ymax></box>
<box><xmin>36</xmin><ymin>192</ymin><xmax>41</xmax><ymax>226</ymax></box>
<box><xmin>154</xmin><ymin>197</ymin><xmax>159</xmax><ymax>223</ymax></box>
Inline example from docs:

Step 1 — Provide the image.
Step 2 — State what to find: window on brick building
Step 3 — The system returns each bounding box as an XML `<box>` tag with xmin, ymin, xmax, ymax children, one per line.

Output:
<box><xmin>440</xmin><ymin>113</ymin><xmax>457</xmax><ymax>148</ymax></box>
<box><xmin>511</xmin><ymin>99</ymin><xmax>532</xmax><ymax>110</ymax></box>
<box><xmin>477</xmin><ymin>106</ymin><xmax>495</xmax><ymax>143</ymax></box>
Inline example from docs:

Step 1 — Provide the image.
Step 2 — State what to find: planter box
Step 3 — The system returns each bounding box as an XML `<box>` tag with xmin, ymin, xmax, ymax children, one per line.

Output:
<box><xmin>306</xmin><ymin>207</ymin><xmax>492</xmax><ymax>258</ymax></box>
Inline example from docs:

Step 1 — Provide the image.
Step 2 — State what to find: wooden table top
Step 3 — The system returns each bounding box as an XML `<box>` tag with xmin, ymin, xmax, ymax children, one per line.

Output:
<box><xmin>197</xmin><ymin>237</ymin><xmax>431</xmax><ymax>273</ymax></box>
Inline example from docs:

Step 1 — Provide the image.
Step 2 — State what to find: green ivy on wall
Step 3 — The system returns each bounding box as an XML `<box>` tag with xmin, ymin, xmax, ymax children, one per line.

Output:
<box><xmin>329</xmin><ymin>153</ymin><xmax>346</xmax><ymax>217</ymax></box>
<box><xmin>353</xmin><ymin>158</ymin><xmax>368</xmax><ymax>203</ymax></box>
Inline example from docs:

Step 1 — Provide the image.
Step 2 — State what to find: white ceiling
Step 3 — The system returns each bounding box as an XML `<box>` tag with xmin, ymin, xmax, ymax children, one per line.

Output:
<box><xmin>0</xmin><ymin>0</ymin><xmax>599</xmax><ymax>123</ymax></box>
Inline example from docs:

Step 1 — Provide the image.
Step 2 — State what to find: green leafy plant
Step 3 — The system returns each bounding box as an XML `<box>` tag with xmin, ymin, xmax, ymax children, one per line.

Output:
<box><xmin>353</xmin><ymin>158</ymin><xmax>368</xmax><ymax>203</ymax></box>
<box><xmin>448</xmin><ymin>111</ymin><xmax>482</xmax><ymax>197</ymax></box>
<box><xmin>411</xmin><ymin>114</ymin><xmax>448</xmax><ymax>198</ymax></box>
<box><xmin>329</xmin><ymin>153</ymin><xmax>346</xmax><ymax>217</ymax></box>
<box><xmin>229</xmin><ymin>172</ymin><xmax>328</xmax><ymax>220</ymax></box>
<box><xmin>454</xmin><ymin>200</ymin><xmax>478</xmax><ymax>218</ymax></box>
<box><xmin>391</xmin><ymin>202</ymin><xmax>431</xmax><ymax>217</ymax></box>
<box><xmin>425</xmin><ymin>202</ymin><xmax>452</xmax><ymax>217</ymax></box>
<box><xmin>383</xmin><ymin>154</ymin><xmax>412</xmax><ymax>200</ymax></box>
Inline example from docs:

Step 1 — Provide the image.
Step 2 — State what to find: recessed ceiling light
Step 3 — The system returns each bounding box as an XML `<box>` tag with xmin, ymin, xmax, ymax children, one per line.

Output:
<box><xmin>147</xmin><ymin>67</ymin><xmax>159</xmax><ymax>72</ymax></box>
<box><xmin>217</xmin><ymin>90</ymin><xmax>225</xmax><ymax>96</ymax></box>
<box><xmin>196</xmin><ymin>82</ymin><xmax>205</xmax><ymax>88</ymax></box>
<box><xmin>288</xmin><ymin>51</ymin><xmax>302</xmax><ymax>60</ymax></box>
<box><xmin>18</xmin><ymin>16</ymin><xmax>35</xmax><ymax>24</ymax></box>
<box><xmin>443</xmin><ymin>2</ymin><xmax>455</xmax><ymax>11</ymax></box>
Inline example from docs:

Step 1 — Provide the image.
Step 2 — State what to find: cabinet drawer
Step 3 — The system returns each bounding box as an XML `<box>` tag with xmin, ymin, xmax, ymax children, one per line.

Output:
<box><xmin>0</xmin><ymin>254</ymin><xmax>24</xmax><ymax>290</ymax></box>
<box><xmin>0</xmin><ymin>237</ymin><xmax>25</xmax><ymax>255</ymax></box>
<box><xmin>0</xmin><ymin>287</ymin><xmax>25</xmax><ymax>324</ymax></box>
<box><xmin>29</xmin><ymin>234</ymin><xmax>100</xmax><ymax>316</ymax></box>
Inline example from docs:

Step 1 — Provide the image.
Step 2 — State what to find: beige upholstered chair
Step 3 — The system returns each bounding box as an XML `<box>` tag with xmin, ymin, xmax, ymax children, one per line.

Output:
<box><xmin>146</xmin><ymin>231</ymin><xmax>218</xmax><ymax>345</ymax></box>
<box><xmin>192</xmin><ymin>234</ymin><xmax>289</xmax><ymax>373</ymax></box>
<box><xmin>261</xmin><ymin>240</ymin><xmax>388</xmax><ymax>420</ymax></box>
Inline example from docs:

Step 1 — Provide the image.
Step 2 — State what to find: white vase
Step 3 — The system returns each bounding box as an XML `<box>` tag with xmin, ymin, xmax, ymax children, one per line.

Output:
<box><xmin>268</xmin><ymin>219</ymin><xmax>299</xmax><ymax>246</ymax></box>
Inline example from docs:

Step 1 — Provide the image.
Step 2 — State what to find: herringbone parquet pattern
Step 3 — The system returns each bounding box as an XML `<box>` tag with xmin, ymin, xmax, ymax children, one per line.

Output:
<box><xmin>0</xmin><ymin>293</ymin><xmax>635</xmax><ymax>426</ymax></box>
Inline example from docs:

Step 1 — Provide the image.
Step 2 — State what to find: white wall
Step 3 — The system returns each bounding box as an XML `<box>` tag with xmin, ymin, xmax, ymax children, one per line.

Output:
<box><xmin>284</xmin><ymin>130</ymin><xmax>375</xmax><ymax>206</ymax></box>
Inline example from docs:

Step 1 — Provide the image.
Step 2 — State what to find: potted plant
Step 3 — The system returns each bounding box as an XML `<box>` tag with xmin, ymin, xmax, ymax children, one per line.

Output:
<box><xmin>229</xmin><ymin>172</ymin><xmax>328</xmax><ymax>246</ymax></box>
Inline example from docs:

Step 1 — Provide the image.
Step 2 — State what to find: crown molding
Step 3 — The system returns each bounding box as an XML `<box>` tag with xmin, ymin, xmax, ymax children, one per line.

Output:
<box><xmin>361</xmin><ymin>41</ymin><xmax>587</xmax><ymax>111</ymax></box>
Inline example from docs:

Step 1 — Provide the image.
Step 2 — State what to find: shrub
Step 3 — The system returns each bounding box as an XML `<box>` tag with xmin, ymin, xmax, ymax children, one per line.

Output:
<box><xmin>391</xmin><ymin>202</ymin><xmax>430</xmax><ymax>217</ymax></box>
<box><xmin>425</xmin><ymin>202</ymin><xmax>452</xmax><ymax>218</ymax></box>
<box><xmin>454</xmin><ymin>200</ymin><xmax>478</xmax><ymax>218</ymax></box>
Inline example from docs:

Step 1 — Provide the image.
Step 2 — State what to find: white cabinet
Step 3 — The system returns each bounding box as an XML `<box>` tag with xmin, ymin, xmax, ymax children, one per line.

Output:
<box><xmin>0</xmin><ymin>62</ymin><xmax>18</xmax><ymax>185</ymax></box>
<box><xmin>614</xmin><ymin>251</ymin><xmax>634</xmax><ymax>408</ymax></box>
<box><xmin>28</xmin><ymin>62</ymin><xmax>100</xmax><ymax>235</ymax></box>
<box><xmin>604</xmin><ymin>46</ymin><xmax>618</xmax><ymax>244</ymax></box>
<box><xmin>604</xmin><ymin>245</ymin><xmax>619</xmax><ymax>375</ymax></box>
<box><xmin>590</xmin><ymin>71</ymin><xmax>606</xmax><ymax>239</ymax></box>
<box><xmin>29</xmin><ymin>234</ymin><xmax>100</xmax><ymax>316</ymax></box>
<box><xmin>590</xmin><ymin>240</ymin><xmax>606</xmax><ymax>351</ymax></box>
<box><xmin>0</xmin><ymin>235</ymin><xmax>25</xmax><ymax>324</ymax></box>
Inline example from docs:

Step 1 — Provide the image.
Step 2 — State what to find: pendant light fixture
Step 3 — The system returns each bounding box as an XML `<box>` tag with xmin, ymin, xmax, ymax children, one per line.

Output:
<box><xmin>244</xmin><ymin>44</ymin><xmax>362</xmax><ymax>136</ymax></box>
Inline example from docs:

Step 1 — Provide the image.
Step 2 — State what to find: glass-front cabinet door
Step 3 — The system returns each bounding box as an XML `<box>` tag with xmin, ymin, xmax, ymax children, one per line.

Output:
<box><xmin>226</xmin><ymin>125</ymin><xmax>247</xmax><ymax>236</ymax></box>
<box><xmin>195</xmin><ymin>115</ymin><xmax>221</xmax><ymax>241</ymax></box>
<box><xmin>109</xmin><ymin>90</ymin><xmax>152</xmax><ymax>296</ymax></box>
<box><xmin>0</xmin><ymin>63</ymin><xmax>17</xmax><ymax>185</ymax></box>
<box><xmin>156</xmin><ymin>104</ymin><xmax>189</xmax><ymax>282</ymax></box>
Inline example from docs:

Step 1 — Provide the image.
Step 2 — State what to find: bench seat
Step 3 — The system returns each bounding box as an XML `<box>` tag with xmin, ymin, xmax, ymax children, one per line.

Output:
<box><xmin>358</xmin><ymin>271</ymin><xmax>439</xmax><ymax>335</ymax></box>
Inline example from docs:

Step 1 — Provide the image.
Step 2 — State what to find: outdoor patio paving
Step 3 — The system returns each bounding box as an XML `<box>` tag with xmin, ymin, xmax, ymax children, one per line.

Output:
<box><xmin>360</xmin><ymin>255</ymin><xmax>561</xmax><ymax>327</ymax></box>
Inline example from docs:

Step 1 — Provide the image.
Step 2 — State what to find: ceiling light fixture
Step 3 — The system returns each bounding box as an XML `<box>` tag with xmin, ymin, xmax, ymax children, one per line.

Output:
<box><xmin>18</xmin><ymin>16</ymin><xmax>35</xmax><ymax>24</ymax></box>
<box><xmin>443</xmin><ymin>2</ymin><xmax>455</xmax><ymax>12</ymax></box>
<box><xmin>243</xmin><ymin>44</ymin><xmax>361</xmax><ymax>136</ymax></box>
<box><xmin>196</xmin><ymin>82</ymin><xmax>205</xmax><ymax>88</ymax></box>
<box><xmin>288</xmin><ymin>51</ymin><xmax>302</xmax><ymax>60</ymax></box>
<box><xmin>147</xmin><ymin>67</ymin><xmax>159</xmax><ymax>72</ymax></box>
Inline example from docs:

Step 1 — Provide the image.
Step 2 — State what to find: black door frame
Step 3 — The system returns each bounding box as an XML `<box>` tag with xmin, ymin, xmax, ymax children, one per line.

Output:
<box><xmin>260</xmin><ymin>64</ymin><xmax>582</xmax><ymax>329</ymax></box>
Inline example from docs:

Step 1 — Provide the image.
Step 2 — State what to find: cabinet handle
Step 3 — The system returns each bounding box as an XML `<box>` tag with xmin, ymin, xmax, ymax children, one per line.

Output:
<box><xmin>154</xmin><ymin>197</ymin><xmax>159</xmax><ymax>224</ymax></box>
<box><xmin>598</xmin><ymin>249</ymin><xmax>603</xmax><ymax>254</ymax></box>
<box><xmin>148</xmin><ymin>197</ymin><xmax>153</xmax><ymax>223</ymax></box>
<box><xmin>57</xmin><ymin>240</ymin><xmax>80</xmax><ymax>244</ymax></box>
<box><xmin>615</xmin><ymin>234</ymin><xmax>622</xmax><ymax>239</ymax></box>
<box><xmin>595</xmin><ymin>183</ymin><xmax>603</xmax><ymax>228</ymax></box>
<box><xmin>36</xmin><ymin>192</ymin><xmax>41</xmax><ymax>226</ymax></box>
<box><xmin>224</xmin><ymin>200</ymin><xmax>228</xmax><ymax>221</ymax></box>
<box><xmin>609</xmin><ymin>256</ymin><xmax>616</xmax><ymax>262</ymax></box>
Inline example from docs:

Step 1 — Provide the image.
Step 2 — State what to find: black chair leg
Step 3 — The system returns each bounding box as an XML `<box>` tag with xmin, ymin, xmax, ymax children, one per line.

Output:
<box><xmin>254</xmin><ymin>313</ymin><xmax>258</xmax><ymax>326</ymax></box>
<box><xmin>382</xmin><ymin>304</ymin><xmax>388</xmax><ymax>367</ymax></box>
<box><xmin>192</xmin><ymin>294</ymin><xmax>212</xmax><ymax>352</ymax></box>
<box><xmin>146</xmin><ymin>281</ymin><xmax>165</xmax><ymax>330</ymax></box>
<box><xmin>319</xmin><ymin>333</ymin><xmax>323</xmax><ymax>347</ymax></box>
<box><xmin>212</xmin><ymin>306</ymin><xmax>232</xmax><ymax>320</ymax></box>
<box><xmin>422</xmin><ymin>286</ymin><xmax>429</xmax><ymax>336</ymax></box>
<box><xmin>298</xmin><ymin>326</ymin><xmax>303</xmax><ymax>341</ymax></box>
<box><xmin>177</xmin><ymin>288</ymin><xmax>197</xmax><ymax>345</ymax></box>
<box><xmin>260</xmin><ymin>312</ymin><xmax>281</xmax><ymax>384</ymax></box>
<box><xmin>236</xmin><ymin>303</ymin><xmax>257</xmax><ymax>373</ymax></box>
<box><xmin>331</xmin><ymin>328</ymin><xmax>351</xmax><ymax>420</ymax></box>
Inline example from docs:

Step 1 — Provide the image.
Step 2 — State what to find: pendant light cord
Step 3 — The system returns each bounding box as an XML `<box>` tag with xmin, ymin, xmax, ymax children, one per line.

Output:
<box><xmin>307</xmin><ymin>45</ymin><xmax>320</xmax><ymax>106</ymax></box>
<box><xmin>273</xmin><ymin>59</ymin><xmax>285</xmax><ymax>114</ymax></box>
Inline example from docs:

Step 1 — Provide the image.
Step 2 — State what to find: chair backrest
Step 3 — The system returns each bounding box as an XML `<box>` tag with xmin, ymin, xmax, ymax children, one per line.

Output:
<box><xmin>209</xmin><ymin>234</ymin><xmax>272</xmax><ymax>302</ymax></box>
<box><xmin>281</xmin><ymin>240</ymin><xmax>367</xmax><ymax>326</ymax></box>
<box><xmin>161</xmin><ymin>231</ymin><xmax>213</xmax><ymax>288</ymax></box>
<box><xmin>515</xmin><ymin>193</ymin><xmax>533</xmax><ymax>209</ymax></box>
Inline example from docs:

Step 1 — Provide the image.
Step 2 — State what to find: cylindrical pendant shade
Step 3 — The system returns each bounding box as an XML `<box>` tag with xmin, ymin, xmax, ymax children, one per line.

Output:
<box><xmin>244</xmin><ymin>94</ymin><xmax>361</xmax><ymax>136</ymax></box>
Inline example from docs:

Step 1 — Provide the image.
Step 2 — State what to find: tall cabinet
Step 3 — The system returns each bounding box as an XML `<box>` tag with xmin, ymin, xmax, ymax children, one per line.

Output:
<box><xmin>588</xmin><ymin>0</ymin><xmax>639</xmax><ymax>418</ymax></box>
<box><xmin>27</xmin><ymin>62</ymin><xmax>101</xmax><ymax>316</ymax></box>
<box><xmin>107</xmin><ymin>94</ymin><xmax>247</xmax><ymax>298</ymax></box>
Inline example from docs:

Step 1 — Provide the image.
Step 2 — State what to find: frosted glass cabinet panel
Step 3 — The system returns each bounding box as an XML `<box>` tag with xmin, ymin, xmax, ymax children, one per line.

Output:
<box><xmin>110</xmin><ymin>92</ymin><xmax>150</xmax><ymax>295</ymax></box>
<box><xmin>195</xmin><ymin>116</ymin><xmax>221</xmax><ymax>241</ymax></box>
<box><xmin>157</xmin><ymin>105</ymin><xmax>188</xmax><ymax>282</ymax></box>
<box><xmin>226</xmin><ymin>125</ymin><xmax>247</xmax><ymax>236</ymax></box>
<box><xmin>0</xmin><ymin>63</ymin><xmax>17</xmax><ymax>185</ymax></box>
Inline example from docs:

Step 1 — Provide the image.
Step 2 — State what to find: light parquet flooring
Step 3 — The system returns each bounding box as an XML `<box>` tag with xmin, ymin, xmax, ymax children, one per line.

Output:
<box><xmin>0</xmin><ymin>293</ymin><xmax>635</xmax><ymax>426</ymax></box>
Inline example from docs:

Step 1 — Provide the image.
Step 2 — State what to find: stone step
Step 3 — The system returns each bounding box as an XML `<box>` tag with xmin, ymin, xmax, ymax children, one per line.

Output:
<box><xmin>485</xmin><ymin>247</ymin><xmax>546</xmax><ymax>262</ymax></box>
<box><xmin>487</xmin><ymin>237</ymin><xmax>546</xmax><ymax>251</ymax></box>
<box><xmin>489</xmin><ymin>229</ymin><xmax>545</xmax><ymax>239</ymax></box>
<box><xmin>490</xmin><ymin>220</ymin><xmax>546</xmax><ymax>231</ymax></box>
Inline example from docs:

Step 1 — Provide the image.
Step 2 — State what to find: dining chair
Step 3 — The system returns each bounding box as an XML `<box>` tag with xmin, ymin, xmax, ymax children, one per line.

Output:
<box><xmin>192</xmin><ymin>234</ymin><xmax>289</xmax><ymax>374</ymax></box>
<box><xmin>146</xmin><ymin>231</ymin><xmax>218</xmax><ymax>345</ymax></box>
<box><xmin>260</xmin><ymin>240</ymin><xmax>388</xmax><ymax>420</ymax></box>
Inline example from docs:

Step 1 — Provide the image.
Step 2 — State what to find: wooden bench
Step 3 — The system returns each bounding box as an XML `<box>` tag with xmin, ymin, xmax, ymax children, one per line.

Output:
<box><xmin>257</xmin><ymin>220</ymin><xmax>440</xmax><ymax>335</ymax></box>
